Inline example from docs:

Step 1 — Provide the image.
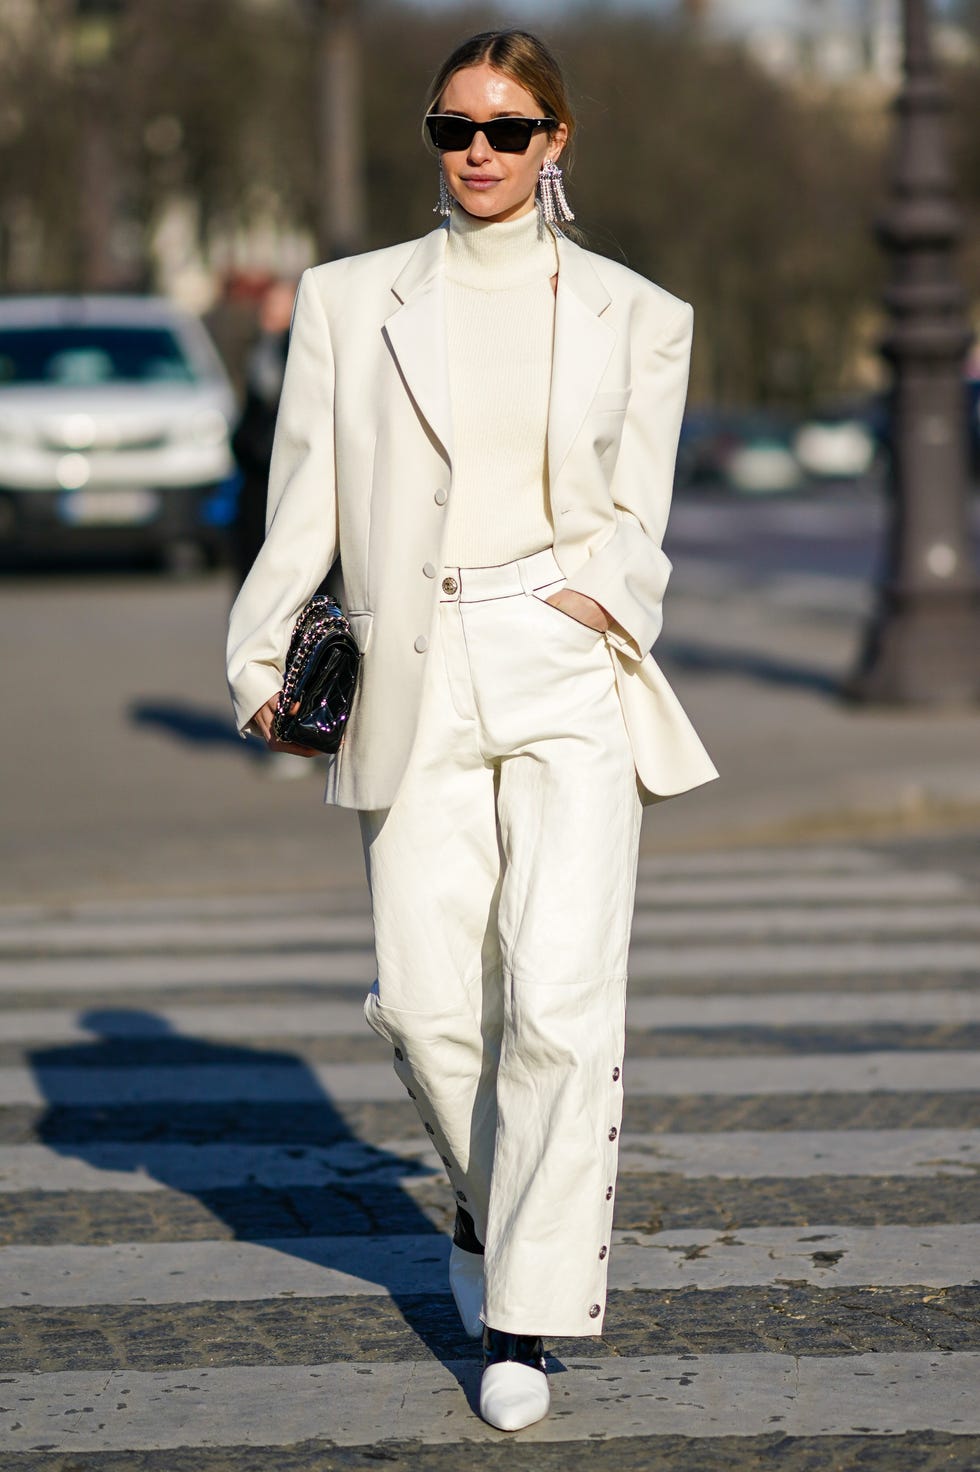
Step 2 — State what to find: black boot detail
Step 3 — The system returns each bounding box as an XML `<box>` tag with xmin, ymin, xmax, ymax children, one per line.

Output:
<box><xmin>453</xmin><ymin>1204</ymin><xmax>485</xmax><ymax>1255</ymax></box>
<box><xmin>482</xmin><ymin>1325</ymin><xmax>546</xmax><ymax>1374</ymax></box>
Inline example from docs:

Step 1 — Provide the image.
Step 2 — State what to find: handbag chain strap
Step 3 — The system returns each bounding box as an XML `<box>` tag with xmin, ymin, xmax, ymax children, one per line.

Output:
<box><xmin>277</xmin><ymin>597</ymin><xmax>350</xmax><ymax>716</ymax></box>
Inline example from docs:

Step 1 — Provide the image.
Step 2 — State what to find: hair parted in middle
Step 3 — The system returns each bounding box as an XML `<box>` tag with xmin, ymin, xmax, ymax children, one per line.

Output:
<box><xmin>422</xmin><ymin>28</ymin><xmax>577</xmax><ymax>162</ymax></box>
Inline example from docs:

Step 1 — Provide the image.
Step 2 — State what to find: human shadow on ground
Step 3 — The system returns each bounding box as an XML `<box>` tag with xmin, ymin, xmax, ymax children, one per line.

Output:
<box><xmin>30</xmin><ymin>1008</ymin><xmax>482</xmax><ymax>1389</ymax></box>
<box><xmin>659</xmin><ymin>639</ymin><xmax>841</xmax><ymax>697</ymax></box>
<box><xmin>128</xmin><ymin>700</ymin><xmax>260</xmax><ymax>754</ymax></box>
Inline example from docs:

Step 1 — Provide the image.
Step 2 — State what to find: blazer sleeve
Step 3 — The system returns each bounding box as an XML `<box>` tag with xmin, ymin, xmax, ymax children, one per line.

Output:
<box><xmin>226</xmin><ymin>268</ymin><xmax>339</xmax><ymax>735</ymax></box>
<box><xmin>562</xmin><ymin>297</ymin><xmax>693</xmax><ymax>661</ymax></box>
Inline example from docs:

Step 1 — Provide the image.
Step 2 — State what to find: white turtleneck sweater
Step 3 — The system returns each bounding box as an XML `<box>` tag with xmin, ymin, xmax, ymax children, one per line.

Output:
<box><xmin>442</xmin><ymin>207</ymin><xmax>558</xmax><ymax>567</ymax></box>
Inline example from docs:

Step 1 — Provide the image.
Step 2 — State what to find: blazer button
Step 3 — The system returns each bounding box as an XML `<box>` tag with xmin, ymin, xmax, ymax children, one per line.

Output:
<box><xmin>589</xmin><ymin>1304</ymin><xmax>601</xmax><ymax>1319</ymax></box>
<box><xmin>414</xmin><ymin>635</ymin><xmax>428</xmax><ymax>653</ymax></box>
<box><xmin>434</xmin><ymin>487</ymin><xmax>449</xmax><ymax>505</ymax></box>
<box><xmin>423</xmin><ymin>562</ymin><xmax>436</xmax><ymax>578</ymax></box>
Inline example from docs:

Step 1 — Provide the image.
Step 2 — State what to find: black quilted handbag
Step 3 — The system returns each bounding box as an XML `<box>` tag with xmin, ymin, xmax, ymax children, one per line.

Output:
<box><xmin>271</xmin><ymin>594</ymin><xmax>360</xmax><ymax>755</ymax></box>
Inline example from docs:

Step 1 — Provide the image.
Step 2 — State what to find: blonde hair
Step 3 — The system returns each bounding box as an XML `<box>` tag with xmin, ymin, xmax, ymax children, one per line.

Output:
<box><xmin>423</xmin><ymin>29</ymin><xmax>576</xmax><ymax>160</ymax></box>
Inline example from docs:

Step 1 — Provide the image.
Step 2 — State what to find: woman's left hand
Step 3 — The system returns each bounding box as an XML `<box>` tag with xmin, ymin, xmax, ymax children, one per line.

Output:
<box><xmin>544</xmin><ymin>588</ymin><xmax>611</xmax><ymax>633</ymax></box>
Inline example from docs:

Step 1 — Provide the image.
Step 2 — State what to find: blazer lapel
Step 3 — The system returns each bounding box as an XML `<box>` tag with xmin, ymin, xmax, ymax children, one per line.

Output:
<box><xmin>384</xmin><ymin>225</ymin><xmax>453</xmax><ymax>465</ymax></box>
<box><xmin>548</xmin><ymin>235</ymin><xmax>615</xmax><ymax>482</ymax></box>
<box><xmin>383</xmin><ymin>223</ymin><xmax>614</xmax><ymax>480</ymax></box>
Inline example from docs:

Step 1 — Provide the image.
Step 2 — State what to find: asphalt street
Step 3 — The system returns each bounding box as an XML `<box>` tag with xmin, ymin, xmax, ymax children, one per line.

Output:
<box><xmin>2</xmin><ymin>482</ymin><xmax>979</xmax><ymax>904</ymax></box>
<box><xmin>0</xmin><ymin>484</ymin><xmax>978</xmax><ymax>1466</ymax></box>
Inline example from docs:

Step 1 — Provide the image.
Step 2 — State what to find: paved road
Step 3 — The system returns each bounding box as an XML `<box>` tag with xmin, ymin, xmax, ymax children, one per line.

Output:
<box><xmin>0</xmin><ymin>835</ymin><xmax>978</xmax><ymax>1467</ymax></box>
<box><xmin>665</xmin><ymin>482</ymin><xmax>980</xmax><ymax>604</ymax></box>
<box><xmin>2</xmin><ymin>484</ymin><xmax>980</xmax><ymax>906</ymax></box>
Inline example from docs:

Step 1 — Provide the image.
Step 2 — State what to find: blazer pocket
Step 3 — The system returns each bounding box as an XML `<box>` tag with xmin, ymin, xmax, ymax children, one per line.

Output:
<box><xmin>592</xmin><ymin>388</ymin><xmax>632</xmax><ymax>414</ymax></box>
<box><xmin>345</xmin><ymin>610</ymin><xmax>374</xmax><ymax>655</ymax></box>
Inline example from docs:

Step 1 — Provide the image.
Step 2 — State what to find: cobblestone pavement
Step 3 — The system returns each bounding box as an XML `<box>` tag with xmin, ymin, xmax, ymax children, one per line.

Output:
<box><xmin>0</xmin><ymin>836</ymin><xmax>977</xmax><ymax>1469</ymax></box>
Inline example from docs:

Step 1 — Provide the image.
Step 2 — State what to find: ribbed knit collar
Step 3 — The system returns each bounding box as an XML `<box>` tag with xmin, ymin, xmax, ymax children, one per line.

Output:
<box><xmin>446</xmin><ymin>205</ymin><xmax>557</xmax><ymax>289</ymax></box>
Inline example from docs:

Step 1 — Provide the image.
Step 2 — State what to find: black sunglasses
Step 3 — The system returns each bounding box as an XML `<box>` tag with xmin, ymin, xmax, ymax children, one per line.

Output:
<box><xmin>426</xmin><ymin>114</ymin><xmax>557</xmax><ymax>155</ymax></box>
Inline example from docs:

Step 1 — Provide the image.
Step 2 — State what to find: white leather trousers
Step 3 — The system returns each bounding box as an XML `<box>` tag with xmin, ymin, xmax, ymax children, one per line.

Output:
<box><xmin>360</xmin><ymin>547</ymin><xmax>643</xmax><ymax>1336</ymax></box>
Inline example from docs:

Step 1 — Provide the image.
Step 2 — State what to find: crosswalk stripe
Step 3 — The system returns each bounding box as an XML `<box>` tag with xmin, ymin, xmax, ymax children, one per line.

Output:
<box><xmin>2</xmin><ymin>1352</ymin><xmax>976</xmax><ymax>1449</ymax></box>
<box><xmin>616</xmin><ymin>1127</ymin><xmax>980</xmax><ymax>1177</ymax></box>
<box><xmin>636</xmin><ymin>846</ymin><xmax>892</xmax><ymax>874</ymax></box>
<box><xmin>0</xmin><ymin>915</ymin><xmax>373</xmax><ymax>953</ymax></box>
<box><xmin>0</xmin><ymin>890</ymin><xmax>371</xmax><ymax>928</ymax></box>
<box><xmin>2</xmin><ymin>1128</ymin><xmax>977</xmax><ymax>1195</ymax></box>
<box><xmin>3</xmin><ymin>903</ymin><xmax>979</xmax><ymax>957</ymax></box>
<box><xmin>630</xmin><ymin>904</ymin><xmax>980</xmax><ymax>937</ymax></box>
<box><xmin>1</xmin><ymin>1050</ymin><xmax>976</xmax><ymax>1106</ymax></box>
<box><xmin>631</xmin><ymin>873</ymin><xmax>967</xmax><ymax>905</ymax></box>
<box><xmin>632</xmin><ymin>905</ymin><xmax>980</xmax><ymax>938</ymax></box>
<box><xmin>2</xmin><ymin>940</ymin><xmax>977</xmax><ymax>994</ymax></box>
<box><xmin>0</xmin><ymin>869</ymin><xmax>967</xmax><ymax>947</ymax></box>
<box><xmin>3</xmin><ymin>1225</ymin><xmax>977</xmax><ymax>1307</ymax></box>
<box><xmin>628</xmin><ymin>988</ymin><xmax>980</xmax><ymax>1027</ymax></box>
<box><xmin>0</xmin><ymin>951</ymin><xmax>376</xmax><ymax>992</ymax></box>
<box><xmin>1</xmin><ymin>841</ymin><xmax>974</xmax><ymax>1459</ymax></box>
<box><xmin>626</xmin><ymin>943</ymin><xmax>980</xmax><ymax>978</ymax></box>
<box><xmin>0</xmin><ymin>847</ymin><xmax>897</xmax><ymax>930</ymax></box>
<box><xmin>3</xmin><ymin>988</ymin><xmax>978</xmax><ymax>1044</ymax></box>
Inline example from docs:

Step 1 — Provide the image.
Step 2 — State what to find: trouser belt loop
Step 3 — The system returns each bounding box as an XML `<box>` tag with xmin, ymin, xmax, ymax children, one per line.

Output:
<box><xmin>522</xmin><ymin>546</ymin><xmax>563</xmax><ymax>593</ymax></box>
<box><xmin>518</xmin><ymin>557</ymin><xmax>536</xmax><ymax>596</ymax></box>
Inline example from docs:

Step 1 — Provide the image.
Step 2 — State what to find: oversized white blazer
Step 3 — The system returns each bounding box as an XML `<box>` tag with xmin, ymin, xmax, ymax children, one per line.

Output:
<box><xmin>226</xmin><ymin>220</ymin><xmax>718</xmax><ymax>810</ymax></box>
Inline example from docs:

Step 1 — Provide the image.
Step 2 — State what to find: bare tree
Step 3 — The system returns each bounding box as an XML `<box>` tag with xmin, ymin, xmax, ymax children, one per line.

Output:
<box><xmin>2</xmin><ymin>0</ymin><xmax>974</xmax><ymax>415</ymax></box>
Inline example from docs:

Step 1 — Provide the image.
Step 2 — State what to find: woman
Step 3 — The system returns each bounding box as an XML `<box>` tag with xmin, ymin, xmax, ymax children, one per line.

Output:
<box><xmin>227</xmin><ymin>28</ymin><xmax>716</xmax><ymax>1433</ymax></box>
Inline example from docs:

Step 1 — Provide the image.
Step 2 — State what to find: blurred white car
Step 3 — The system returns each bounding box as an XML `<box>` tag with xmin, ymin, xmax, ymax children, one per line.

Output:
<box><xmin>0</xmin><ymin>295</ymin><xmax>237</xmax><ymax>570</ymax></box>
<box><xmin>792</xmin><ymin>414</ymin><xmax>878</xmax><ymax>481</ymax></box>
<box><xmin>725</xmin><ymin>439</ymin><xmax>804</xmax><ymax>495</ymax></box>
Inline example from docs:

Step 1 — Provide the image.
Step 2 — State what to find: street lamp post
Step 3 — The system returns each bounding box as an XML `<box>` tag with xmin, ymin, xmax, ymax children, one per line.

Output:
<box><xmin>848</xmin><ymin>0</ymin><xmax>980</xmax><ymax>704</ymax></box>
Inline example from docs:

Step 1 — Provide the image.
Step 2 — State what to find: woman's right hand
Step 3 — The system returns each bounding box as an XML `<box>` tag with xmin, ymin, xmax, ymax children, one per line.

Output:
<box><xmin>250</xmin><ymin>695</ymin><xmax>320</xmax><ymax>758</ymax></box>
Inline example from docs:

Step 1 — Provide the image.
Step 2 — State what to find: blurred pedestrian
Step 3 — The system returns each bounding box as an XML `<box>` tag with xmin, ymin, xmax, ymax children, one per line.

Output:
<box><xmin>230</xmin><ymin>279</ymin><xmax>312</xmax><ymax>780</ymax></box>
<box><xmin>230</xmin><ymin>278</ymin><xmax>297</xmax><ymax>590</ymax></box>
<box><xmin>227</xmin><ymin>28</ymin><xmax>716</xmax><ymax>1431</ymax></box>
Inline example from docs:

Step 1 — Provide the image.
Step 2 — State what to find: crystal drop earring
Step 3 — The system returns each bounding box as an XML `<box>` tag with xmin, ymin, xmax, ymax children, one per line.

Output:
<box><xmin>434</xmin><ymin>161</ymin><xmax>452</xmax><ymax>218</ymax></box>
<box><xmin>537</xmin><ymin>157</ymin><xmax>575</xmax><ymax>226</ymax></box>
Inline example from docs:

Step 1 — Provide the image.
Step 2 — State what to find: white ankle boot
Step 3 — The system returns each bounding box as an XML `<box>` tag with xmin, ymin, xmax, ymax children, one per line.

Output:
<box><xmin>479</xmin><ymin>1330</ymin><xmax>550</xmax><ymax>1431</ymax></box>
<box><xmin>448</xmin><ymin>1242</ymin><xmax>485</xmax><ymax>1338</ymax></box>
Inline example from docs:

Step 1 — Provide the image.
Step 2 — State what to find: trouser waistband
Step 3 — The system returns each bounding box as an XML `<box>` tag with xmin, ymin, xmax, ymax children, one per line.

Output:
<box><xmin>439</xmin><ymin>547</ymin><xmax>563</xmax><ymax>603</ymax></box>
